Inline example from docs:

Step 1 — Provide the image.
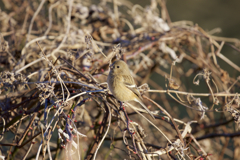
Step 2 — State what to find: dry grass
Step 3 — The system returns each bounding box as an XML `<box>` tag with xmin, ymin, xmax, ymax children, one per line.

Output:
<box><xmin>0</xmin><ymin>0</ymin><xmax>240</xmax><ymax>160</ymax></box>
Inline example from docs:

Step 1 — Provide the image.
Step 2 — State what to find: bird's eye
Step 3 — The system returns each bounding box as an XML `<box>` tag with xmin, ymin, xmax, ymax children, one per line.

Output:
<box><xmin>117</xmin><ymin>66</ymin><xmax>120</xmax><ymax>68</ymax></box>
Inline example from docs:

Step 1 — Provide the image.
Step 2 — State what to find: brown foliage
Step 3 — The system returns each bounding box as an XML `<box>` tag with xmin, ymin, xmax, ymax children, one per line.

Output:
<box><xmin>0</xmin><ymin>0</ymin><xmax>240</xmax><ymax>159</ymax></box>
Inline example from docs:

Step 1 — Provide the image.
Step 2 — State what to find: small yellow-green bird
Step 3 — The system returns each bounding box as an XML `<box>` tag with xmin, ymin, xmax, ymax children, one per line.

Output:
<box><xmin>107</xmin><ymin>60</ymin><xmax>155</xmax><ymax>119</ymax></box>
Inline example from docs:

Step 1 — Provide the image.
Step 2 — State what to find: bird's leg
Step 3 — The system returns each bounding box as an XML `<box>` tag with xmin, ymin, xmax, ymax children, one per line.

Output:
<box><xmin>119</xmin><ymin>101</ymin><xmax>123</xmax><ymax>109</ymax></box>
<box><xmin>119</xmin><ymin>102</ymin><xmax>135</xmax><ymax>135</ymax></box>
<box><xmin>120</xmin><ymin>102</ymin><xmax>140</xmax><ymax>157</ymax></box>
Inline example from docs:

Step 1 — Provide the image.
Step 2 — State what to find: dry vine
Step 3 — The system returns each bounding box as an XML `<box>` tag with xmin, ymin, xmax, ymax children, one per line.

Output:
<box><xmin>0</xmin><ymin>0</ymin><xmax>240</xmax><ymax>160</ymax></box>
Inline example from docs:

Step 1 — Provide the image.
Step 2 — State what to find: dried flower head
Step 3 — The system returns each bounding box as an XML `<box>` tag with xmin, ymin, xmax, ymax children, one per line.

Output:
<box><xmin>138</xmin><ymin>83</ymin><xmax>150</xmax><ymax>94</ymax></box>
<box><xmin>225</xmin><ymin>104</ymin><xmax>240</xmax><ymax>129</ymax></box>
<box><xmin>0</xmin><ymin>71</ymin><xmax>28</xmax><ymax>89</ymax></box>
<box><xmin>36</xmin><ymin>83</ymin><xmax>55</xmax><ymax>103</ymax></box>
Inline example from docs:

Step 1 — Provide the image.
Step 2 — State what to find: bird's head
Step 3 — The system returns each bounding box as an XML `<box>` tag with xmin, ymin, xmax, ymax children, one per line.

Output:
<box><xmin>109</xmin><ymin>60</ymin><xmax>130</xmax><ymax>75</ymax></box>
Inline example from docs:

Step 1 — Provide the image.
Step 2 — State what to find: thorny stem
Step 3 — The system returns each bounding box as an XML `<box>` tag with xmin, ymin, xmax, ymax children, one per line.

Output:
<box><xmin>93</xmin><ymin>104</ymin><xmax>112</xmax><ymax>160</ymax></box>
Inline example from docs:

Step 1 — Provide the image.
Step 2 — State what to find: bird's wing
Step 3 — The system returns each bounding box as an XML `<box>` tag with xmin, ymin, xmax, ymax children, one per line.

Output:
<box><xmin>122</xmin><ymin>75</ymin><xmax>143</xmax><ymax>101</ymax></box>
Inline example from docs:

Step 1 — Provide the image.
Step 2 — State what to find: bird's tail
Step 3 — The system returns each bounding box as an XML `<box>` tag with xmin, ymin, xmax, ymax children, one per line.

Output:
<box><xmin>135</xmin><ymin>99</ymin><xmax>155</xmax><ymax>119</ymax></box>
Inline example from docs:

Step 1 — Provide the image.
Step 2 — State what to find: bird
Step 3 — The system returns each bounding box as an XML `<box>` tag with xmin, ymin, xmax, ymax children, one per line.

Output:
<box><xmin>107</xmin><ymin>60</ymin><xmax>155</xmax><ymax>119</ymax></box>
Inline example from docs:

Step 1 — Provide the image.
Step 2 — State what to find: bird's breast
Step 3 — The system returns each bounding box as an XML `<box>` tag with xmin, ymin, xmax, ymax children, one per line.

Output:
<box><xmin>107</xmin><ymin>75</ymin><xmax>135</xmax><ymax>102</ymax></box>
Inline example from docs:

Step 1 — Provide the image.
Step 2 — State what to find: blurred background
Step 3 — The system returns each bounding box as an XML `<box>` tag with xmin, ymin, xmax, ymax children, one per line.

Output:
<box><xmin>129</xmin><ymin>0</ymin><xmax>240</xmax><ymax>85</ymax></box>
<box><xmin>132</xmin><ymin>0</ymin><xmax>240</xmax><ymax>39</ymax></box>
